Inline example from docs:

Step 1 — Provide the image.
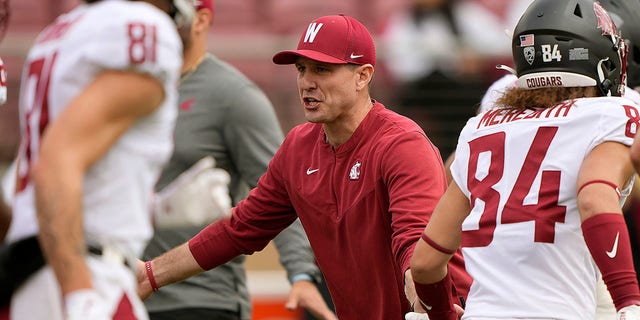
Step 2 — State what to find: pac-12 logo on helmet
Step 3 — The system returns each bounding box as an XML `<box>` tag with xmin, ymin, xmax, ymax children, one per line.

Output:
<box><xmin>524</xmin><ymin>47</ymin><xmax>535</xmax><ymax>65</ymax></box>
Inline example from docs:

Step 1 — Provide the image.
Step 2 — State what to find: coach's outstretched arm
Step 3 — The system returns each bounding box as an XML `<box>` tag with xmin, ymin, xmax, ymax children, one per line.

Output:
<box><xmin>137</xmin><ymin>242</ymin><xmax>205</xmax><ymax>300</ymax></box>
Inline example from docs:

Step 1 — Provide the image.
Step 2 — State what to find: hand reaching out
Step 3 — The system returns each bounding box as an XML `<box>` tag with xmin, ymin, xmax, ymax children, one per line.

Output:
<box><xmin>285</xmin><ymin>280</ymin><xmax>337</xmax><ymax>320</ymax></box>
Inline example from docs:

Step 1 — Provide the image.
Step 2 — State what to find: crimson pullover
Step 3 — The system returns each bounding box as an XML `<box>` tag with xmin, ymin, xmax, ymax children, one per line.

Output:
<box><xmin>190</xmin><ymin>102</ymin><xmax>471</xmax><ymax>319</ymax></box>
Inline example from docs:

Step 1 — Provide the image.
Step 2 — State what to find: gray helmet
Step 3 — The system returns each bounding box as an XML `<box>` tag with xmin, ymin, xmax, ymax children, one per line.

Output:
<box><xmin>512</xmin><ymin>0</ymin><xmax>627</xmax><ymax>96</ymax></box>
<box><xmin>598</xmin><ymin>0</ymin><xmax>640</xmax><ymax>87</ymax></box>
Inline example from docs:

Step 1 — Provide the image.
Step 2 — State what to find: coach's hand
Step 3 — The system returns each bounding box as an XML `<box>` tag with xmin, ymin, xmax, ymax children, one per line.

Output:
<box><xmin>285</xmin><ymin>280</ymin><xmax>337</xmax><ymax>320</ymax></box>
<box><xmin>404</xmin><ymin>269</ymin><xmax>425</xmax><ymax>311</ymax></box>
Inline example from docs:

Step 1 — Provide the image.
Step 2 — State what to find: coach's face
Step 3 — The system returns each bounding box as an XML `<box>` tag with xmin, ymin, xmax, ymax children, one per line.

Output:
<box><xmin>295</xmin><ymin>57</ymin><xmax>371</xmax><ymax>125</ymax></box>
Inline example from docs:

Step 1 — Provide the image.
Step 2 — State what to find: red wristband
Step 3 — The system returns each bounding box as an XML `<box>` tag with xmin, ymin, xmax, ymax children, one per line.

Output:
<box><xmin>145</xmin><ymin>261</ymin><xmax>159</xmax><ymax>292</ymax></box>
<box><xmin>422</xmin><ymin>232</ymin><xmax>456</xmax><ymax>255</ymax></box>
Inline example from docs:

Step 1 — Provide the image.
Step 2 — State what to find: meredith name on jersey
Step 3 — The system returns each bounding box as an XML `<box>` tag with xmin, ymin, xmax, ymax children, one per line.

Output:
<box><xmin>477</xmin><ymin>101</ymin><xmax>574</xmax><ymax>129</ymax></box>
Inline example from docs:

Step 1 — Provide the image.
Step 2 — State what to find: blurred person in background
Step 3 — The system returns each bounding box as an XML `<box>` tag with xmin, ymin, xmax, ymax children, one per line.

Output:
<box><xmin>141</xmin><ymin>1</ymin><xmax>336</xmax><ymax>319</ymax></box>
<box><xmin>381</xmin><ymin>0</ymin><xmax>531</xmax><ymax>86</ymax></box>
<box><xmin>137</xmin><ymin>14</ymin><xmax>472</xmax><ymax>320</ymax></box>
<box><xmin>382</xmin><ymin>0</ymin><xmax>482</xmax><ymax>87</ymax></box>
<box><xmin>380</xmin><ymin>0</ymin><xmax>531</xmax><ymax>158</ymax></box>
<box><xmin>1</xmin><ymin>0</ymin><xmax>186</xmax><ymax>319</ymax></box>
<box><xmin>411</xmin><ymin>0</ymin><xmax>640</xmax><ymax>319</ymax></box>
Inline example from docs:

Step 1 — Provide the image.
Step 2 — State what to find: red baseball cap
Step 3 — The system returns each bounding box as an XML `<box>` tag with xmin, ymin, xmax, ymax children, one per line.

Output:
<box><xmin>194</xmin><ymin>0</ymin><xmax>214</xmax><ymax>13</ymax></box>
<box><xmin>273</xmin><ymin>14</ymin><xmax>376</xmax><ymax>66</ymax></box>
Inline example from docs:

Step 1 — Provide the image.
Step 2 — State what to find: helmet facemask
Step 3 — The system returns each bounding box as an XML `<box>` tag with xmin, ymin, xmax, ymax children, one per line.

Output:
<box><xmin>597</xmin><ymin>0</ymin><xmax>640</xmax><ymax>88</ymax></box>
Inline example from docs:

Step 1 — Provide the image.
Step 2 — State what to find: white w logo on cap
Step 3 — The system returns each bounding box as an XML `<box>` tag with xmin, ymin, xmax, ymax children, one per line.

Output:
<box><xmin>304</xmin><ymin>22</ymin><xmax>323</xmax><ymax>43</ymax></box>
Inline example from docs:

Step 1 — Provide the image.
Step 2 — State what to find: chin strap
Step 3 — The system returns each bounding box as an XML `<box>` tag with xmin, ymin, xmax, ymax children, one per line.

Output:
<box><xmin>496</xmin><ymin>64</ymin><xmax>517</xmax><ymax>75</ymax></box>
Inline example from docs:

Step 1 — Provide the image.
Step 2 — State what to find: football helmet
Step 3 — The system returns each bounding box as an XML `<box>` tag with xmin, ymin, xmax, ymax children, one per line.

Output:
<box><xmin>512</xmin><ymin>0</ymin><xmax>627</xmax><ymax>96</ymax></box>
<box><xmin>598</xmin><ymin>0</ymin><xmax>640</xmax><ymax>88</ymax></box>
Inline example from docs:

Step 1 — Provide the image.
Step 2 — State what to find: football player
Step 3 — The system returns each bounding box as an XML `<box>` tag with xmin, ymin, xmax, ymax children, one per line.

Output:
<box><xmin>411</xmin><ymin>0</ymin><xmax>640</xmax><ymax>319</ymax></box>
<box><xmin>3</xmin><ymin>0</ymin><xmax>189</xmax><ymax>319</ymax></box>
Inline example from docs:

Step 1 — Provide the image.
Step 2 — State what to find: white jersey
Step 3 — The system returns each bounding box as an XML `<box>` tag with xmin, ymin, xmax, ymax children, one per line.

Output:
<box><xmin>625</xmin><ymin>87</ymin><xmax>640</xmax><ymax>105</ymax></box>
<box><xmin>8</xmin><ymin>0</ymin><xmax>182</xmax><ymax>257</ymax></box>
<box><xmin>478</xmin><ymin>76</ymin><xmax>640</xmax><ymax>207</ymax></box>
<box><xmin>451</xmin><ymin>97</ymin><xmax>638</xmax><ymax>319</ymax></box>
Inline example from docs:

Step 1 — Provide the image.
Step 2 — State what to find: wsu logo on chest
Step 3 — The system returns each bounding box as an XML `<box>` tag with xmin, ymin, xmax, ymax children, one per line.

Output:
<box><xmin>304</xmin><ymin>22</ymin><xmax>323</xmax><ymax>43</ymax></box>
<box><xmin>349</xmin><ymin>161</ymin><xmax>361</xmax><ymax>180</ymax></box>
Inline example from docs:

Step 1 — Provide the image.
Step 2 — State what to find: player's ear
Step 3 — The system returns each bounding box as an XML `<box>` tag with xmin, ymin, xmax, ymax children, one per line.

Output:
<box><xmin>354</xmin><ymin>64</ymin><xmax>374</xmax><ymax>90</ymax></box>
<box><xmin>192</xmin><ymin>9</ymin><xmax>212</xmax><ymax>33</ymax></box>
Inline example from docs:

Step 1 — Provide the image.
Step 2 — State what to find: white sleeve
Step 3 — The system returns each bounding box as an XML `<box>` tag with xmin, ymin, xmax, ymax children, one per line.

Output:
<box><xmin>450</xmin><ymin>122</ymin><xmax>474</xmax><ymax>199</ymax></box>
<box><xmin>593</xmin><ymin>98</ymin><xmax>637</xmax><ymax>148</ymax></box>
<box><xmin>79</xmin><ymin>8</ymin><xmax>182</xmax><ymax>84</ymax></box>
